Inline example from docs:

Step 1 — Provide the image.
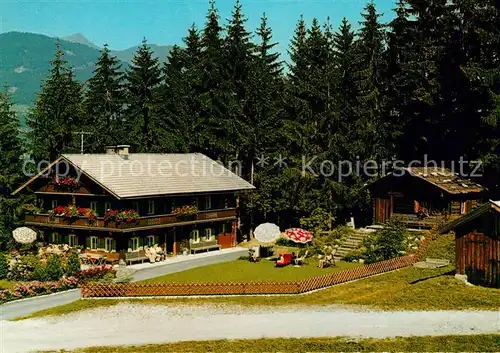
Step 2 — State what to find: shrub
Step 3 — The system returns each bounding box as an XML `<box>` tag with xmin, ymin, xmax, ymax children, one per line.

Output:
<box><xmin>31</xmin><ymin>262</ymin><xmax>49</xmax><ymax>281</ymax></box>
<box><xmin>77</xmin><ymin>265</ymin><xmax>116</xmax><ymax>282</ymax></box>
<box><xmin>363</xmin><ymin>222</ymin><xmax>408</xmax><ymax>264</ymax></box>
<box><xmin>66</xmin><ymin>252</ymin><xmax>81</xmax><ymax>276</ymax></box>
<box><xmin>0</xmin><ymin>253</ymin><xmax>7</xmax><ymax>279</ymax></box>
<box><xmin>275</xmin><ymin>237</ymin><xmax>296</xmax><ymax>247</ymax></box>
<box><xmin>7</xmin><ymin>254</ymin><xmax>41</xmax><ymax>281</ymax></box>
<box><xmin>299</xmin><ymin>208</ymin><xmax>334</xmax><ymax>234</ymax></box>
<box><xmin>46</xmin><ymin>255</ymin><xmax>63</xmax><ymax>280</ymax></box>
<box><xmin>343</xmin><ymin>249</ymin><xmax>363</xmax><ymax>262</ymax></box>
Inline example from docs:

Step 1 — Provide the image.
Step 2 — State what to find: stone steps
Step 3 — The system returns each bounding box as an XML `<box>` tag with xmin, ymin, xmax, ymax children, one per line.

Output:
<box><xmin>334</xmin><ymin>229</ymin><xmax>372</xmax><ymax>261</ymax></box>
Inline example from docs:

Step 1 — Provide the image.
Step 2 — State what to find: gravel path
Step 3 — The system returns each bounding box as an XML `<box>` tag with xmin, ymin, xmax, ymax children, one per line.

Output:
<box><xmin>2</xmin><ymin>303</ymin><xmax>499</xmax><ymax>352</ymax></box>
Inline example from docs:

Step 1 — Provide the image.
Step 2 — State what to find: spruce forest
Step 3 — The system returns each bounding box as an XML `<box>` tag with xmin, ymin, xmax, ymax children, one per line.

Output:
<box><xmin>1</xmin><ymin>0</ymin><xmax>500</xmax><ymax>247</ymax></box>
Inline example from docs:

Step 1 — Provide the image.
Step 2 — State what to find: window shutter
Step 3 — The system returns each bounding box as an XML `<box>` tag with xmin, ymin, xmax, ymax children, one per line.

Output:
<box><xmin>63</xmin><ymin>233</ymin><xmax>69</xmax><ymax>245</ymax></box>
<box><xmin>112</xmin><ymin>239</ymin><xmax>117</xmax><ymax>252</ymax></box>
<box><xmin>128</xmin><ymin>238</ymin><xmax>132</xmax><ymax>251</ymax></box>
<box><xmin>212</xmin><ymin>228</ymin><xmax>216</xmax><ymax>241</ymax></box>
<box><xmin>74</xmin><ymin>235</ymin><xmax>79</xmax><ymax>246</ymax></box>
<box><xmin>139</xmin><ymin>237</ymin><xmax>144</xmax><ymax>249</ymax></box>
<box><xmin>154</xmin><ymin>235</ymin><xmax>159</xmax><ymax>246</ymax></box>
<box><xmin>86</xmin><ymin>236</ymin><xmax>91</xmax><ymax>249</ymax></box>
<box><xmin>98</xmin><ymin>237</ymin><xmax>105</xmax><ymax>250</ymax></box>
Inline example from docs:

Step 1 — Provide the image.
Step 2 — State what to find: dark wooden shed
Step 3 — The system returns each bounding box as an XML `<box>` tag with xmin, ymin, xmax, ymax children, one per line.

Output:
<box><xmin>443</xmin><ymin>200</ymin><xmax>500</xmax><ymax>288</ymax></box>
<box><xmin>366</xmin><ymin>167</ymin><xmax>486</xmax><ymax>228</ymax></box>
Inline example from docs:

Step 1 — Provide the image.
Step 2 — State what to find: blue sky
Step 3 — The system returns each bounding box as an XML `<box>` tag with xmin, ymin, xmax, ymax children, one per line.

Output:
<box><xmin>1</xmin><ymin>0</ymin><xmax>395</xmax><ymax>55</ymax></box>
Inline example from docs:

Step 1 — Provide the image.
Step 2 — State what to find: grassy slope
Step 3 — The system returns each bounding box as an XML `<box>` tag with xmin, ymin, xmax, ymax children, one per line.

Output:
<box><xmin>16</xmin><ymin>234</ymin><xmax>500</xmax><ymax>320</ymax></box>
<box><xmin>45</xmin><ymin>335</ymin><xmax>500</xmax><ymax>352</ymax></box>
<box><xmin>140</xmin><ymin>259</ymin><xmax>360</xmax><ymax>284</ymax></box>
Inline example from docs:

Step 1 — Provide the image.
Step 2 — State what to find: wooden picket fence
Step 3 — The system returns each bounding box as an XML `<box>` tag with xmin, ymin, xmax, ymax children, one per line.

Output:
<box><xmin>81</xmin><ymin>232</ymin><xmax>435</xmax><ymax>298</ymax></box>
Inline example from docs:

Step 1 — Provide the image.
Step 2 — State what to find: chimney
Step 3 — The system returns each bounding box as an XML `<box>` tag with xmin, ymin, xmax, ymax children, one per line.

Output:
<box><xmin>104</xmin><ymin>146</ymin><xmax>117</xmax><ymax>154</ymax></box>
<box><xmin>117</xmin><ymin>145</ymin><xmax>130</xmax><ymax>160</ymax></box>
<box><xmin>104</xmin><ymin>145</ymin><xmax>130</xmax><ymax>160</ymax></box>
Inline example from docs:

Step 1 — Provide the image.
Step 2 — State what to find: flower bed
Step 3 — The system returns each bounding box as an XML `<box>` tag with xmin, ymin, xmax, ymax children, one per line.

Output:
<box><xmin>173</xmin><ymin>205</ymin><xmax>198</xmax><ymax>220</ymax></box>
<box><xmin>0</xmin><ymin>276</ymin><xmax>80</xmax><ymax>304</ymax></box>
<box><xmin>104</xmin><ymin>209</ymin><xmax>139</xmax><ymax>225</ymax></box>
<box><xmin>50</xmin><ymin>205</ymin><xmax>96</xmax><ymax>225</ymax></box>
<box><xmin>0</xmin><ymin>264</ymin><xmax>117</xmax><ymax>304</ymax></box>
<box><xmin>50</xmin><ymin>176</ymin><xmax>81</xmax><ymax>191</ymax></box>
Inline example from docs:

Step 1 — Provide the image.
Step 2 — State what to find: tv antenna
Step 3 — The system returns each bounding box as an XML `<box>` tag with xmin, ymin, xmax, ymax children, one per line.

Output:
<box><xmin>72</xmin><ymin>131</ymin><xmax>94</xmax><ymax>154</ymax></box>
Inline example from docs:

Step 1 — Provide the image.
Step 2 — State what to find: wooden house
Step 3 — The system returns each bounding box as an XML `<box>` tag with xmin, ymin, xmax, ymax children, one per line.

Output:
<box><xmin>366</xmin><ymin>167</ymin><xmax>486</xmax><ymax>228</ymax></box>
<box><xmin>441</xmin><ymin>200</ymin><xmax>500</xmax><ymax>288</ymax></box>
<box><xmin>13</xmin><ymin>146</ymin><xmax>254</xmax><ymax>261</ymax></box>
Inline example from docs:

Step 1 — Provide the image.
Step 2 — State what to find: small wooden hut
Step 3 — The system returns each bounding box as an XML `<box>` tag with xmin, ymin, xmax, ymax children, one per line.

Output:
<box><xmin>366</xmin><ymin>167</ymin><xmax>486</xmax><ymax>228</ymax></box>
<box><xmin>442</xmin><ymin>200</ymin><xmax>500</xmax><ymax>288</ymax></box>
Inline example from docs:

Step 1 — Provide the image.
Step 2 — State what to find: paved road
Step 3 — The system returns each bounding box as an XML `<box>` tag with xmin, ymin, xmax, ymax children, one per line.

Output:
<box><xmin>3</xmin><ymin>304</ymin><xmax>500</xmax><ymax>353</ymax></box>
<box><xmin>0</xmin><ymin>248</ymin><xmax>247</xmax><ymax>320</ymax></box>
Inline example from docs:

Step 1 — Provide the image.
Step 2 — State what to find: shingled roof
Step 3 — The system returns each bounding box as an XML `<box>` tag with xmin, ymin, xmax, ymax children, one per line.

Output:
<box><xmin>13</xmin><ymin>153</ymin><xmax>255</xmax><ymax>199</ymax></box>
<box><xmin>366</xmin><ymin>166</ymin><xmax>486</xmax><ymax>195</ymax></box>
<box><xmin>405</xmin><ymin>167</ymin><xmax>485</xmax><ymax>194</ymax></box>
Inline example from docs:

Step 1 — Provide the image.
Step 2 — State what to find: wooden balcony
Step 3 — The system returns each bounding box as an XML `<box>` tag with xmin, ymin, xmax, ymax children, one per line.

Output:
<box><xmin>24</xmin><ymin>208</ymin><xmax>237</xmax><ymax>233</ymax></box>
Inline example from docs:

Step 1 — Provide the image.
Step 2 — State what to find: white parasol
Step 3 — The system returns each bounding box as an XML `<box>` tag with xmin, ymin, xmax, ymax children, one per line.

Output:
<box><xmin>254</xmin><ymin>223</ymin><xmax>281</xmax><ymax>243</ymax></box>
<box><xmin>12</xmin><ymin>227</ymin><xmax>37</xmax><ymax>244</ymax></box>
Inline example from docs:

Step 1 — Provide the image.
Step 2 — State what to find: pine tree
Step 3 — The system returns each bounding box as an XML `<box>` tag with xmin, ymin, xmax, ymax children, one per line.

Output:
<box><xmin>84</xmin><ymin>44</ymin><xmax>125</xmax><ymax>150</ymax></box>
<box><xmin>27</xmin><ymin>42</ymin><xmax>84</xmax><ymax>161</ymax></box>
<box><xmin>198</xmin><ymin>0</ymin><xmax>230</xmax><ymax>160</ymax></box>
<box><xmin>224</xmin><ymin>0</ymin><xmax>255</xmax><ymax>167</ymax></box>
<box><xmin>354</xmin><ymin>1</ymin><xmax>387</xmax><ymax>162</ymax></box>
<box><xmin>124</xmin><ymin>39</ymin><xmax>162</xmax><ymax>152</ymax></box>
<box><xmin>0</xmin><ymin>89</ymin><xmax>23</xmax><ymax>251</ymax></box>
<box><xmin>332</xmin><ymin>18</ymin><xmax>358</xmax><ymax>160</ymax></box>
<box><xmin>157</xmin><ymin>45</ymin><xmax>190</xmax><ymax>152</ymax></box>
<box><xmin>0</xmin><ymin>89</ymin><xmax>23</xmax><ymax>197</ymax></box>
<box><xmin>384</xmin><ymin>0</ymin><xmax>413</xmax><ymax>156</ymax></box>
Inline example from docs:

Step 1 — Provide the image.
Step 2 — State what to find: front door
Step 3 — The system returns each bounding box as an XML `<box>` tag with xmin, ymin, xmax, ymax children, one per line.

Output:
<box><xmin>375</xmin><ymin>198</ymin><xmax>390</xmax><ymax>223</ymax></box>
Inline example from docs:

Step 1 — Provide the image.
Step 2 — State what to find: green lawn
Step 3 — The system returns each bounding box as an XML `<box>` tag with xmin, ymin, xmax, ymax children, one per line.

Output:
<box><xmin>15</xmin><ymin>234</ymin><xmax>500</xmax><ymax>320</ymax></box>
<box><xmin>140</xmin><ymin>259</ymin><xmax>361</xmax><ymax>284</ymax></box>
<box><xmin>0</xmin><ymin>279</ymin><xmax>17</xmax><ymax>290</ymax></box>
<box><xmin>44</xmin><ymin>335</ymin><xmax>500</xmax><ymax>352</ymax></box>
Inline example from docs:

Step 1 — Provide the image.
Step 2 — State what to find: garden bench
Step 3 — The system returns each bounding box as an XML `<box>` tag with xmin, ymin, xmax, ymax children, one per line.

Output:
<box><xmin>125</xmin><ymin>250</ymin><xmax>148</xmax><ymax>265</ymax></box>
<box><xmin>190</xmin><ymin>241</ymin><xmax>221</xmax><ymax>254</ymax></box>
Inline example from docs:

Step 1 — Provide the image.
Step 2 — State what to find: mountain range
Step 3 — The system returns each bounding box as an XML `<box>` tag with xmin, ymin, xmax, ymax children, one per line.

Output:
<box><xmin>0</xmin><ymin>31</ymin><xmax>173</xmax><ymax>108</ymax></box>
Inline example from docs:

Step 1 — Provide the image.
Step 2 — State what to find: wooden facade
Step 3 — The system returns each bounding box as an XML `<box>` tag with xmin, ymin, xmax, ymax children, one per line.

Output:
<box><xmin>447</xmin><ymin>201</ymin><xmax>500</xmax><ymax>288</ymax></box>
<box><xmin>367</xmin><ymin>167</ymin><xmax>485</xmax><ymax>228</ymax></box>
<box><xmin>13</xmin><ymin>151</ymin><xmax>253</xmax><ymax>260</ymax></box>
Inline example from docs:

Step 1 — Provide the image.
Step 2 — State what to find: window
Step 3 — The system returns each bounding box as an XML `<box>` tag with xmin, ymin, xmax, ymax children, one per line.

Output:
<box><xmin>148</xmin><ymin>200</ymin><xmax>155</xmax><ymax>215</ymax></box>
<box><xmin>51</xmin><ymin>200</ymin><xmax>58</xmax><ymax>209</ymax></box>
<box><xmin>130</xmin><ymin>237</ymin><xmax>140</xmax><ymax>251</ymax></box>
<box><xmin>51</xmin><ymin>232</ymin><xmax>61</xmax><ymax>244</ymax></box>
<box><xmin>221</xmin><ymin>223</ymin><xmax>226</xmax><ymax>234</ymax></box>
<box><xmin>90</xmin><ymin>201</ymin><xmax>98</xmax><ymax>215</ymax></box>
<box><xmin>204</xmin><ymin>228</ymin><xmax>212</xmax><ymax>242</ymax></box>
<box><xmin>68</xmin><ymin>234</ymin><xmax>77</xmax><ymax>247</ymax></box>
<box><xmin>90</xmin><ymin>236</ymin><xmax>98</xmax><ymax>250</ymax></box>
<box><xmin>132</xmin><ymin>202</ymin><xmax>140</xmax><ymax>213</ymax></box>
<box><xmin>105</xmin><ymin>202</ymin><xmax>112</xmax><ymax>212</ymax></box>
<box><xmin>147</xmin><ymin>235</ymin><xmax>155</xmax><ymax>247</ymax></box>
<box><xmin>205</xmin><ymin>196</ymin><xmax>212</xmax><ymax>210</ymax></box>
<box><xmin>105</xmin><ymin>237</ymin><xmax>114</xmax><ymax>252</ymax></box>
<box><xmin>190</xmin><ymin>230</ymin><xmax>200</xmax><ymax>244</ymax></box>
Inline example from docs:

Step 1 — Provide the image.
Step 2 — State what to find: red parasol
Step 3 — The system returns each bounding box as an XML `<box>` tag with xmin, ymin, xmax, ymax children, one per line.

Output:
<box><xmin>284</xmin><ymin>228</ymin><xmax>313</xmax><ymax>244</ymax></box>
